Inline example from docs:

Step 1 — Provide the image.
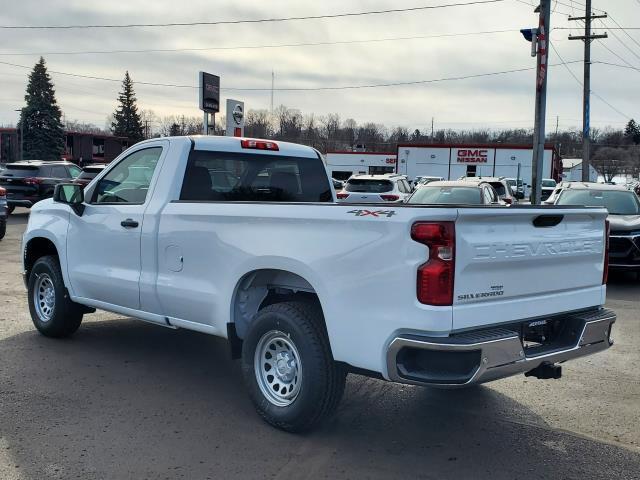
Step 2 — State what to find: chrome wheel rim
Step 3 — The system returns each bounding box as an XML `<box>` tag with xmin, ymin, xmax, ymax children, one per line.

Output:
<box><xmin>254</xmin><ymin>330</ymin><xmax>302</xmax><ymax>407</ymax></box>
<box><xmin>34</xmin><ymin>273</ymin><xmax>55</xmax><ymax>322</ymax></box>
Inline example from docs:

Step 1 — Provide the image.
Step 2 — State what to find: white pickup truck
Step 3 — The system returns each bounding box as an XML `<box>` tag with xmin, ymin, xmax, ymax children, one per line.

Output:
<box><xmin>22</xmin><ymin>136</ymin><xmax>616</xmax><ymax>432</ymax></box>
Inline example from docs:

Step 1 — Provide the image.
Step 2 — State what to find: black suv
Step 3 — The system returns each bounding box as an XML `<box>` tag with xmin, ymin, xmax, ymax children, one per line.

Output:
<box><xmin>0</xmin><ymin>160</ymin><xmax>82</xmax><ymax>214</ymax></box>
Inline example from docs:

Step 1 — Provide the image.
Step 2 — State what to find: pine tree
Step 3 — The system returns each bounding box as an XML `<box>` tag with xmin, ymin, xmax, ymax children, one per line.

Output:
<box><xmin>624</xmin><ymin>119</ymin><xmax>640</xmax><ymax>145</ymax></box>
<box><xmin>111</xmin><ymin>71</ymin><xmax>145</xmax><ymax>143</ymax></box>
<box><xmin>19</xmin><ymin>57</ymin><xmax>65</xmax><ymax>160</ymax></box>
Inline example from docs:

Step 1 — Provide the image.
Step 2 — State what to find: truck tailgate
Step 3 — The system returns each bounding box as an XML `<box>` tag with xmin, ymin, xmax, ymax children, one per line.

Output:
<box><xmin>453</xmin><ymin>207</ymin><xmax>608</xmax><ymax>330</ymax></box>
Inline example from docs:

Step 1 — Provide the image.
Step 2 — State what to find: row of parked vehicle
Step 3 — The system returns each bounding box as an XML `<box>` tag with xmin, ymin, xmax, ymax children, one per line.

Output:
<box><xmin>0</xmin><ymin>160</ymin><xmax>107</xmax><ymax>215</ymax></box>
<box><xmin>334</xmin><ymin>173</ymin><xmax>553</xmax><ymax>206</ymax></box>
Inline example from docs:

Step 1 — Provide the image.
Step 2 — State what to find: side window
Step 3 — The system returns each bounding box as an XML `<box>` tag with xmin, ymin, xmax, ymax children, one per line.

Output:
<box><xmin>180</xmin><ymin>150</ymin><xmax>332</xmax><ymax>202</ymax></box>
<box><xmin>403</xmin><ymin>180</ymin><xmax>412</xmax><ymax>192</ymax></box>
<box><xmin>37</xmin><ymin>166</ymin><xmax>52</xmax><ymax>177</ymax></box>
<box><xmin>93</xmin><ymin>147</ymin><xmax>162</xmax><ymax>204</ymax></box>
<box><xmin>483</xmin><ymin>186</ymin><xmax>494</xmax><ymax>204</ymax></box>
<box><xmin>51</xmin><ymin>165</ymin><xmax>69</xmax><ymax>178</ymax></box>
<box><xmin>68</xmin><ymin>165</ymin><xmax>82</xmax><ymax>178</ymax></box>
<box><xmin>396</xmin><ymin>180</ymin><xmax>406</xmax><ymax>194</ymax></box>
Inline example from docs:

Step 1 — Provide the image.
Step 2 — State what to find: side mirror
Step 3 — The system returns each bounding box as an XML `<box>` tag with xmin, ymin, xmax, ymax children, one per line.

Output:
<box><xmin>53</xmin><ymin>183</ymin><xmax>85</xmax><ymax>216</ymax></box>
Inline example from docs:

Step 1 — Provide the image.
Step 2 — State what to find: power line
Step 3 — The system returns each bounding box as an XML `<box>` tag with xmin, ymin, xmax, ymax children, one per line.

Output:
<box><xmin>550</xmin><ymin>42</ymin><xmax>631</xmax><ymax>119</ymax></box>
<box><xmin>0</xmin><ymin>58</ymin><xmax>583</xmax><ymax>92</ymax></box>
<box><xmin>0</xmin><ymin>0</ymin><xmax>505</xmax><ymax>29</ymax></box>
<box><xmin>0</xmin><ymin>29</ymin><xmax>520</xmax><ymax>56</ymax></box>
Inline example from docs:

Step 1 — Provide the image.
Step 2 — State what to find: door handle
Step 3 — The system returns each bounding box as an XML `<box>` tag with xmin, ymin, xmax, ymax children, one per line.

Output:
<box><xmin>120</xmin><ymin>218</ymin><xmax>139</xmax><ymax>228</ymax></box>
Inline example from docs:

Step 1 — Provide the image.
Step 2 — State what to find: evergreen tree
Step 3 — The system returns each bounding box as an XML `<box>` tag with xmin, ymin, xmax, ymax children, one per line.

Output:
<box><xmin>624</xmin><ymin>119</ymin><xmax>640</xmax><ymax>145</ymax></box>
<box><xmin>19</xmin><ymin>57</ymin><xmax>65</xmax><ymax>160</ymax></box>
<box><xmin>111</xmin><ymin>71</ymin><xmax>145</xmax><ymax>142</ymax></box>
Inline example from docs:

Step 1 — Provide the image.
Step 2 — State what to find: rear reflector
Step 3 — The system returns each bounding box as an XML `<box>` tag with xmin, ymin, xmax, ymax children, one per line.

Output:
<box><xmin>380</xmin><ymin>194</ymin><xmax>400</xmax><ymax>201</ymax></box>
<box><xmin>336</xmin><ymin>192</ymin><xmax>350</xmax><ymax>199</ymax></box>
<box><xmin>603</xmin><ymin>219</ymin><xmax>610</xmax><ymax>284</ymax></box>
<box><xmin>411</xmin><ymin>222</ymin><xmax>455</xmax><ymax>306</ymax></box>
<box><xmin>240</xmin><ymin>139</ymin><xmax>279</xmax><ymax>151</ymax></box>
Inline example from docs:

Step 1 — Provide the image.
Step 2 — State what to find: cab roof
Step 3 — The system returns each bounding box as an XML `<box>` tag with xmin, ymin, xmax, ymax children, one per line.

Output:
<box><xmin>189</xmin><ymin>136</ymin><xmax>320</xmax><ymax>159</ymax></box>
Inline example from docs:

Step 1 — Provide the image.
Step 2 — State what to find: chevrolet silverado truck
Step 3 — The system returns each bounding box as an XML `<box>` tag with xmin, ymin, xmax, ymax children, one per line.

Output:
<box><xmin>22</xmin><ymin>136</ymin><xmax>616</xmax><ymax>432</ymax></box>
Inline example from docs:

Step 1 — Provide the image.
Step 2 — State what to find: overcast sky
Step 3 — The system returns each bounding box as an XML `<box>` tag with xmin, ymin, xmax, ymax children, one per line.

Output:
<box><xmin>0</xmin><ymin>0</ymin><xmax>637</xmax><ymax>134</ymax></box>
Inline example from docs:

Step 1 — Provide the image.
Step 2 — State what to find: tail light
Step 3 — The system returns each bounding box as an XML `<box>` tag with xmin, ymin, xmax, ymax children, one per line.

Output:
<box><xmin>380</xmin><ymin>194</ymin><xmax>399</xmax><ymax>201</ymax></box>
<box><xmin>24</xmin><ymin>177</ymin><xmax>43</xmax><ymax>185</ymax></box>
<box><xmin>411</xmin><ymin>222</ymin><xmax>455</xmax><ymax>306</ymax></box>
<box><xmin>0</xmin><ymin>187</ymin><xmax>5</xmax><ymax>197</ymax></box>
<box><xmin>503</xmin><ymin>197</ymin><xmax>513</xmax><ymax>205</ymax></box>
<box><xmin>240</xmin><ymin>139</ymin><xmax>279</xmax><ymax>151</ymax></box>
<box><xmin>603</xmin><ymin>219</ymin><xmax>610</xmax><ymax>284</ymax></box>
<box><xmin>336</xmin><ymin>192</ymin><xmax>350</xmax><ymax>200</ymax></box>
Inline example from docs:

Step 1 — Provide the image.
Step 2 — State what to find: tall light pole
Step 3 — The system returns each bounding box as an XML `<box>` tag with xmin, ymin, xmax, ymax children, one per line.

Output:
<box><xmin>14</xmin><ymin>108</ymin><xmax>23</xmax><ymax>161</ymax></box>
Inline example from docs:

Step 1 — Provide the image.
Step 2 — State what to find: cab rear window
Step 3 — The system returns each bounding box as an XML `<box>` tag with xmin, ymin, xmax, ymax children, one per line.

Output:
<box><xmin>180</xmin><ymin>150</ymin><xmax>332</xmax><ymax>202</ymax></box>
<box><xmin>345</xmin><ymin>179</ymin><xmax>393</xmax><ymax>193</ymax></box>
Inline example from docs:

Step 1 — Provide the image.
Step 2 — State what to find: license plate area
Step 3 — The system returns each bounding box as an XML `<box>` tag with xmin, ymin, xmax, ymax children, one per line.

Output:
<box><xmin>521</xmin><ymin>317</ymin><xmax>584</xmax><ymax>357</ymax></box>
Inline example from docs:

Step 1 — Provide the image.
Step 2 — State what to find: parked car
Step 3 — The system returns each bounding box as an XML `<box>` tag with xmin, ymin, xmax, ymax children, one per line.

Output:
<box><xmin>541</xmin><ymin>178</ymin><xmax>557</xmax><ymax>201</ymax></box>
<box><xmin>407</xmin><ymin>180</ymin><xmax>504</xmax><ymax>205</ymax></box>
<box><xmin>0</xmin><ymin>160</ymin><xmax>82</xmax><ymax>214</ymax></box>
<box><xmin>337</xmin><ymin>173</ymin><xmax>412</xmax><ymax>202</ymax></box>
<box><xmin>553</xmin><ymin>182</ymin><xmax>640</xmax><ymax>271</ymax></box>
<box><xmin>413</xmin><ymin>176</ymin><xmax>444</xmax><ymax>189</ymax></box>
<box><xmin>460</xmin><ymin>176</ymin><xmax>516</xmax><ymax>205</ymax></box>
<box><xmin>0</xmin><ymin>186</ymin><xmax>6</xmax><ymax>240</ymax></box>
<box><xmin>73</xmin><ymin>164</ymin><xmax>108</xmax><ymax>188</ymax></box>
<box><xmin>506</xmin><ymin>178</ymin><xmax>526</xmax><ymax>200</ymax></box>
<box><xmin>22</xmin><ymin>136</ymin><xmax>615</xmax><ymax>432</ymax></box>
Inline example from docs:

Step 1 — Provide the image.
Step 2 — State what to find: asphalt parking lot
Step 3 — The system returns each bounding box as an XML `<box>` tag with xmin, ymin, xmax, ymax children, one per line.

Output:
<box><xmin>0</xmin><ymin>209</ymin><xmax>639</xmax><ymax>480</ymax></box>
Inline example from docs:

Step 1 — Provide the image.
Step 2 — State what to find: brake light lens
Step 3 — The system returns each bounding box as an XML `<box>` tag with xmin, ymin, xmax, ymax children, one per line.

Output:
<box><xmin>380</xmin><ymin>194</ymin><xmax>399</xmax><ymax>201</ymax></box>
<box><xmin>336</xmin><ymin>192</ymin><xmax>350</xmax><ymax>199</ymax></box>
<box><xmin>603</xmin><ymin>219</ymin><xmax>610</xmax><ymax>284</ymax></box>
<box><xmin>411</xmin><ymin>222</ymin><xmax>455</xmax><ymax>306</ymax></box>
<box><xmin>0</xmin><ymin>187</ymin><xmax>5</xmax><ymax>197</ymax></box>
<box><xmin>24</xmin><ymin>177</ymin><xmax>43</xmax><ymax>185</ymax></box>
<box><xmin>503</xmin><ymin>197</ymin><xmax>513</xmax><ymax>205</ymax></box>
<box><xmin>240</xmin><ymin>139</ymin><xmax>279</xmax><ymax>151</ymax></box>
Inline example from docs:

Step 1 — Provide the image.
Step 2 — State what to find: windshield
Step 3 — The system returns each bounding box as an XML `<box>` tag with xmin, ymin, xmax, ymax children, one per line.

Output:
<box><xmin>345</xmin><ymin>179</ymin><xmax>393</xmax><ymax>193</ymax></box>
<box><xmin>542</xmin><ymin>179</ymin><xmax>557</xmax><ymax>188</ymax></box>
<box><xmin>489</xmin><ymin>182</ymin><xmax>507</xmax><ymax>196</ymax></box>
<box><xmin>408</xmin><ymin>186</ymin><xmax>482</xmax><ymax>205</ymax></box>
<box><xmin>556</xmin><ymin>189</ymin><xmax>640</xmax><ymax>215</ymax></box>
<box><xmin>2</xmin><ymin>165</ymin><xmax>40</xmax><ymax>177</ymax></box>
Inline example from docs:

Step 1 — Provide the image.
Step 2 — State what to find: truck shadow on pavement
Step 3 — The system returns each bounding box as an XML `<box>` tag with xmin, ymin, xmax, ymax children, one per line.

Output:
<box><xmin>0</xmin><ymin>319</ymin><xmax>638</xmax><ymax>480</ymax></box>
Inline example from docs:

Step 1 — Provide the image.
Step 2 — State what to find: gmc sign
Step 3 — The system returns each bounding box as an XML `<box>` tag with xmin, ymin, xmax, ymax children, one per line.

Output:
<box><xmin>456</xmin><ymin>149</ymin><xmax>488</xmax><ymax>163</ymax></box>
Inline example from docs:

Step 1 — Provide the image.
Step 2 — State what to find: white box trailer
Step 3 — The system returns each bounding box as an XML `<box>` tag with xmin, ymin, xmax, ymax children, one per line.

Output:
<box><xmin>324</xmin><ymin>151</ymin><xmax>398</xmax><ymax>181</ymax></box>
<box><xmin>396</xmin><ymin>143</ymin><xmax>560</xmax><ymax>197</ymax></box>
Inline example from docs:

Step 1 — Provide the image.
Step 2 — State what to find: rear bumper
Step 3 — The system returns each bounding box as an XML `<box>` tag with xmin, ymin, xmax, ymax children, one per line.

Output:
<box><xmin>386</xmin><ymin>308</ymin><xmax>615</xmax><ymax>387</ymax></box>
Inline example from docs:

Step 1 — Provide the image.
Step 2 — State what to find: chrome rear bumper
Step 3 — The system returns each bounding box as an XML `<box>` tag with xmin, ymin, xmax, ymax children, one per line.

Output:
<box><xmin>386</xmin><ymin>308</ymin><xmax>616</xmax><ymax>387</ymax></box>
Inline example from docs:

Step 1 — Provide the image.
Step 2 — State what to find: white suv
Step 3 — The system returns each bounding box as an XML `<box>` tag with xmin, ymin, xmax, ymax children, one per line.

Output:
<box><xmin>337</xmin><ymin>174</ymin><xmax>412</xmax><ymax>203</ymax></box>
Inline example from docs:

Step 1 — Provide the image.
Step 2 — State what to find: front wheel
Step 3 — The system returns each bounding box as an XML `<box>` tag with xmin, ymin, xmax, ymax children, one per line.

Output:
<box><xmin>27</xmin><ymin>255</ymin><xmax>83</xmax><ymax>338</ymax></box>
<box><xmin>241</xmin><ymin>301</ymin><xmax>346</xmax><ymax>432</ymax></box>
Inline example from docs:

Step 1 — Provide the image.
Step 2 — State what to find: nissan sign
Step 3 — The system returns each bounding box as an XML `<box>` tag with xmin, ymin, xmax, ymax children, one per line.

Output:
<box><xmin>456</xmin><ymin>149</ymin><xmax>489</xmax><ymax>164</ymax></box>
<box><xmin>226</xmin><ymin>99</ymin><xmax>245</xmax><ymax>137</ymax></box>
<box><xmin>199</xmin><ymin>72</ymin><xmax>220</xmax><ymax>114</ymax></box>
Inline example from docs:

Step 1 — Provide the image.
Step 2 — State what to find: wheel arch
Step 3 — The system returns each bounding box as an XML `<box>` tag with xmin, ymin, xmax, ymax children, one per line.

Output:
<box><xmin>230</xmin><ymin>268</ymin><xmax>326</xmax><ymax>342</ymax></box>
<box><xmin>24</xmin><ymin>236</ymin><xmax>60</xmax><ymax>282</ymax></box>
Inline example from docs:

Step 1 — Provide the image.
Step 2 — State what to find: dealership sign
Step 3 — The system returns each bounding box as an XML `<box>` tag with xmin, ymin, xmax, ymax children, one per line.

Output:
<box><xmin>225</xmin><ymin>99</ymin><xmax>245</xmax><ymax>137</ymax></box>
<box><xmin>455</xmin><ymin>149</ymin><xmax>489</xmax><ymax>164</ymax></box>
<box><xmin>199</xmin><ymin>72</ymin><xmax>220</xmax><ymax>113</ymax></box>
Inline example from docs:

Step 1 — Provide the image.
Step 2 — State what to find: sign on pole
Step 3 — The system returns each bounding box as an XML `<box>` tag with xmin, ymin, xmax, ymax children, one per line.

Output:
<box><xmin>225</xmin><ymin>99</ymin><xmax>245</xmax><ymax>137</ymax></box>
<box><xmin>199</xmin><ymin>72</ymin><xmax>220</xmax><ymax>113</ymax></box>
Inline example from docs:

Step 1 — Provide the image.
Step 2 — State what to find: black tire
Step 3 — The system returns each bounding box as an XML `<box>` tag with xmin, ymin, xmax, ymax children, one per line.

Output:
<box><xmin>0</xmin><ymin>219</ymin><xmax>5</xmax><ymax>240</ymax></box>
<box><xmin>27</xmin><ymin>255</ymin><xmax>83</xmax><ymax>338</ymax></box>
<box><xmin>241</xmin><ymin>301</ymin><xmax>346</xmax><ymax>432</ymax></box>
<box><xmin>6</xmin><ymin>205</ymin><xmax>14</xmax><ymax>215</ymax></box>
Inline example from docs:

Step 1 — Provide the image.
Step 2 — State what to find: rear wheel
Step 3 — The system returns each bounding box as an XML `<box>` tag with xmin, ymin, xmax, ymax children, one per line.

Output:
<box><xmin>27</xmin><ymin>255</ymin><xmax>83</xmax><ymax>338</ymax></box>
<box><xmin>0</xmin><ymin>219</ymin><xmax>5</xmax><ymax>240</ymax></box>
<box><xmin>241</xmin><ymin>301</ymin><xmax>346</xmax><ymax>432</ymax></box>
<box><xmin>6</xmin><ymin>205</ymin><xmax>14</xmax><ymax>215</ymax></box>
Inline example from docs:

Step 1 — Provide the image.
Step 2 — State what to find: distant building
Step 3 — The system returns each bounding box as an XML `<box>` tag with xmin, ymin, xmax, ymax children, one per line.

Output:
<box><xmin>561</xmin><ymin>158</ymin><xmax>598</xmax><ymax>182</ymax></box>
<box><xmin>0</xmin><ymin>128</ymin><xmax>130</xmax><ymax>164</ymax></box>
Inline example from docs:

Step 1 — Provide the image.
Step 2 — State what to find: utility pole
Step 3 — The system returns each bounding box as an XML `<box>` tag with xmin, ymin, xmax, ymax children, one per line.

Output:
<box><xmin>431</xmin><ymin>117</ymin><xmax>434</xmax><ymax>140</ymax></box>
<box><xmin>530</xmin><ymin>0</ymin><xmax>551</xmax><ymax>205</ymax></box>
<box><xmin>569</xmin><ymin>1</ymin><xmax>607</xmax><ymax>182</ymax></box>
<box><xmin>270</xmin><ymin>70</ymin><xmax>274</xmax><ymax>114</ymax></box>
